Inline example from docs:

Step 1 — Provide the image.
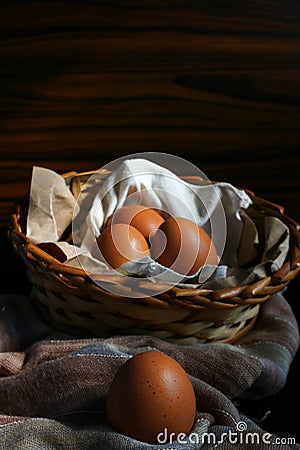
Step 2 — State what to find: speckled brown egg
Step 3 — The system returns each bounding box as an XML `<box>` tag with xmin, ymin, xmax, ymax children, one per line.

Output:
<box><xmin>106</xmin><ymin>351</ymin><xmax>196</xmax><ymax>444</ymax></box>
<box><xmin>150</xmin><ymin>216</ymin><xmax>219</xmax><ymax>275</ymax></box>
<box><xmin>109</xmin><ymin>204</ymin><xmax>165</xmax><ymax>240</ymax></box>
<box><xmin>92</xmin><ymin>223</ymin><xmax>150</xmax><ymax>269</ymax></box>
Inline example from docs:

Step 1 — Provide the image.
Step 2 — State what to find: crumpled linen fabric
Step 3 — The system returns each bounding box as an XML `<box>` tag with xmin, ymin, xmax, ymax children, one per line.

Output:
<box><xmin>0</xmin><ymin>293</ymin><xmax>299</xmax><ymax>449</ymax></box>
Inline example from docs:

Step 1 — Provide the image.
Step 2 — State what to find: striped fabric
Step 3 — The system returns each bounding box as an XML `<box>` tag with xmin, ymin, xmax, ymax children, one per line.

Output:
<box><xmin>0</xmin><ymin>293</ymin><xmax>298</xmax><ymax>449</ymax></box>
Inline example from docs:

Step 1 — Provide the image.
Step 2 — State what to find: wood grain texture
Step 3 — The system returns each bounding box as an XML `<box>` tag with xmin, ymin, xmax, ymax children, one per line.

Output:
<box><xmin>0</xmin><ymin>0</ymin><xmax>300</xmax><ymax>226</ymax></box>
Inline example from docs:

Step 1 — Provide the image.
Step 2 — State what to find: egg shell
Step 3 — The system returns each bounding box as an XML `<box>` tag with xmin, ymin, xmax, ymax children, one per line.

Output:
<box><xmin>106</xmin><ymin>351</ymin><xmax>196</xmax><ymax>444</ymax></box>
<box><xmin>109</xmin><ymin>204</ymin><xmax>165</xmax><ymax>240</ymax></box>
<box><xmin>92</xmin><ymin>223</ymin><xmax>150</xmax><ymax>269</ymax></box>
<box><xmin>150</xmin><ymin>216</ymin><xmax>218</xmax><ymax>275</ymax></box>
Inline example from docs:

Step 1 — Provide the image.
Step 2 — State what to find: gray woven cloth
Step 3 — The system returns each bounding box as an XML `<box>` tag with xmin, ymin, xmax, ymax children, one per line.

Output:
<box><xmin>0</xmin><ymin>293</ymin><xmax>299</xmax><ymax>449</ymax></box>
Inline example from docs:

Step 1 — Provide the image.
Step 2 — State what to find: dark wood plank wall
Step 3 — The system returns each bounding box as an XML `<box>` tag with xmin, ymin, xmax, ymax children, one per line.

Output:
<box><xmin>0</xmin><ymin>0</ymin><xmax>300</xmax><ymax>226</ymax></box>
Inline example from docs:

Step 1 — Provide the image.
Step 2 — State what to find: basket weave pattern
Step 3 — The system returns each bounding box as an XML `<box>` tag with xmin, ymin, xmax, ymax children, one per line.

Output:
<box><xmin>8</xmin><ymin>171</ymin><xmax>300</xmax><ymax>344</ymax></box>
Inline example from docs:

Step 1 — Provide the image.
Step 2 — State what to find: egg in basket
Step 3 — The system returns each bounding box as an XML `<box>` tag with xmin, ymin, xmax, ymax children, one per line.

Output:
<box><xmin>9</xmin><ymin>153</ymin><xmax>300</xmax><ymax>344</ymax></box>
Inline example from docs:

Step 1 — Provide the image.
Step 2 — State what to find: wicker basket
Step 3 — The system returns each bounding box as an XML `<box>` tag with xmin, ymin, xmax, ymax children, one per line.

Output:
<box><xmin>8</xmin><ymin>170</ymin><xmax>300</xmax><ymax>344</ymax></box>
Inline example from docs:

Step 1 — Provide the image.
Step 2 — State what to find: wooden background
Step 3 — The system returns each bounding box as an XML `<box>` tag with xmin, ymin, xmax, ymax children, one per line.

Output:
<box><xmin>0</xmin><ymin>0</ymin><xmax>300</xmax><ymax>227</ymax></box>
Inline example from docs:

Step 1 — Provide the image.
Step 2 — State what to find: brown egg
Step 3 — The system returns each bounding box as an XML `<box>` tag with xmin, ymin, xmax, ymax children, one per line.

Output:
<box><xmin>150</xmin><ymin>217</ymin><xmax>218</xmax><ymax>275</ymax></box>
<box><xmin>93</xmin><ymin>223</ymin><xmax>150</xmax><ymax>269</ymax></box>
<box><xmin>108</xmin><ymin>204</ymin><xmax>165</xmax><ymax>240</ymax></box>
<box><xmin>106</xmin><ymin>351</ymin><xmax>196</xmax><ymax>444</ymax></box>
